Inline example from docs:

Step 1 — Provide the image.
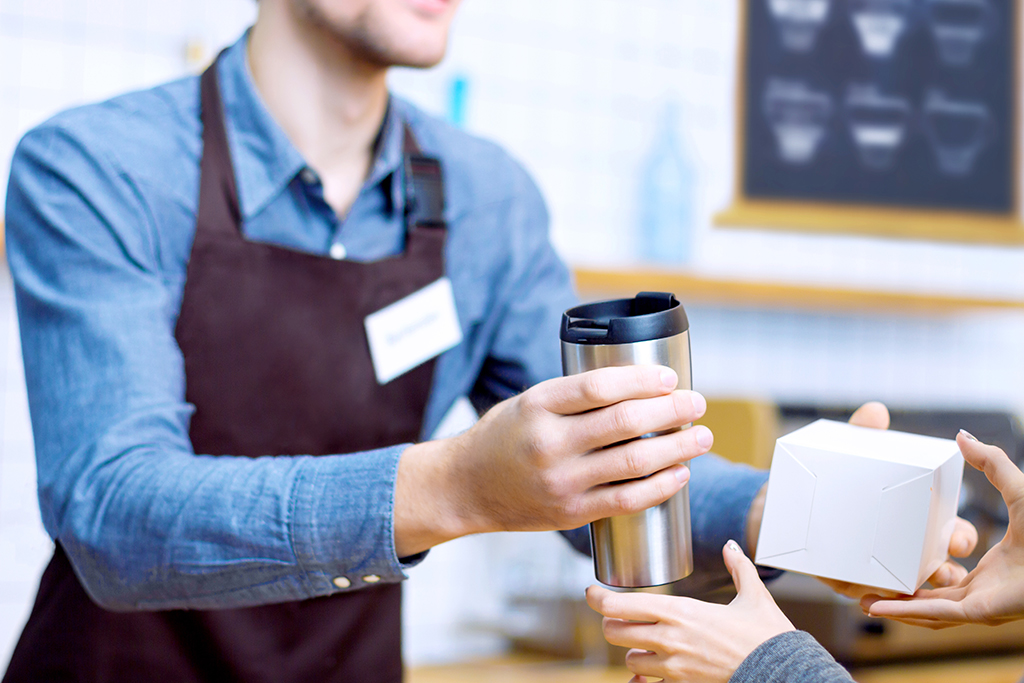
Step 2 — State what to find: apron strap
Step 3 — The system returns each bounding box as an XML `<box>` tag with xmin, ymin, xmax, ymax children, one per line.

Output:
<box><xmin>403</xmin><ymin>127</ymin><xmax>446</xmax><ymax>230</ymax></box>
<box><xmin>197</xmin><ymin>57</ymin><xmax>242</xmax><ymax>239</ymax></box>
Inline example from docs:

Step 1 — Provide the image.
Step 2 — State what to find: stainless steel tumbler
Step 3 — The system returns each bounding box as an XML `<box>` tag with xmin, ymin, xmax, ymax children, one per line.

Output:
<box><xmin>560</xmin><ymin>292</ymin><xmax>693</xmax><ymax>588</ymax></box>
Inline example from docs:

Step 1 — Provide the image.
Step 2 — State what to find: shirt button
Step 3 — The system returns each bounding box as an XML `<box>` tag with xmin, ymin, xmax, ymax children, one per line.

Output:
<box><xmin>329</xmin><ymin>243</ymin><xmax>347</xmax><ymax>260</ymax></box>
<box><xmin>300</xmin><ymin>168</ymin><xmax>319</xmax><ymax>185</ymax></box>
<box><xmin>332</xmin><ymin>576</ymin><xmax>351</xmax><ymax>589</ymax></box>
<box><xmin>362</xmin><ymin>574</ymin><xmax>381</xmax><ymax>584</ymax></box>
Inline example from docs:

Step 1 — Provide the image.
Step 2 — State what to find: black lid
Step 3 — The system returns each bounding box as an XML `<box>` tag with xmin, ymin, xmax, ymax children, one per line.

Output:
<box><xmin>560</xmin><ymin>292</ymin><xmax>689</xmax><ymax>345</ymax></box>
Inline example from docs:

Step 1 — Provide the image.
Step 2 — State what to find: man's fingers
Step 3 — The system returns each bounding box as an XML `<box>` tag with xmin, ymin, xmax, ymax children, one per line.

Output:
<box><xmin>928</xmin><ymin>560</ymin><xmax>968</xmax><ymax>588</ymax></box>
<box><xmin>538</xmin><ymin>366</ymin><xmax>678</xmax><ymax>416</ymax></box>
<box><xmin>947</xmin><ymin>517</ymin><xmax>979</xmax><ymax>559</ymax></box>
<box><xmin>583</xmin><ymin>425</ymin><xmax>711</xmax><ymax>486</ymax></box>
<box><xmin>957</xmin><ymin>431</ymin><xmax>1024</xmax><ymax>507</ymax></box>
<box><xmin>580</xmin><ymin>464</ymin><xmax>690</xmax><ymax>521</ymax></box>
<box><xmin>585</xmin><ymin>585</ymin><xmax>665</xmax><ymax>623</ymax></box>
<box><xmin>819</xmin><ymin>577</ymin><xmax>902</xmax><ymax>600</ymax></box>
<box><xmin>568</xmin><ymin>390</ymin><xmax>708</xmax><ymax>455</ymax></box>
<box><xmin>723</xmin><ymin>539</ymin><xmax>764</xmax><ymax>598</ymax></box>
<box><xmin>848</xmin><ymin>401</ymin><xmax>890</xmax><ymax>430</ymax></box>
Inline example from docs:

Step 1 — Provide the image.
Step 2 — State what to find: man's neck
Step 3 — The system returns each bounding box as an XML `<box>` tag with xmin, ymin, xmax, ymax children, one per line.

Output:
<box><xmin>248</xmin><ymin>4</ymin><xmax>390</xmax><ymax>217</ymax></box>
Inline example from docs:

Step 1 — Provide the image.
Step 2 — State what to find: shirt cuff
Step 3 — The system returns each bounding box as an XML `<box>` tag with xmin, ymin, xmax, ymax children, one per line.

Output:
<box><xmin>668</xmin><ymin>454</ymin><xmax>780</xmax><ymax>595</ymax></box>
<box><xmin>289</xmin><ymin>444</ymin><xmax>425</xmax><ymax>596</ymax></box>
<box><xmin>689</xmin><ymin>453</ymin><xmax>768</xmax><ymax>562</ymax></box>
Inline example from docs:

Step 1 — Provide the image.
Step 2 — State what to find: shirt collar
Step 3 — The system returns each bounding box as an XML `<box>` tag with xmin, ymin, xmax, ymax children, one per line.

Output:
<box><xmin>216</xmin><ymin>32</ymin><xmax>408</xmax><ymax>221</ymax></box>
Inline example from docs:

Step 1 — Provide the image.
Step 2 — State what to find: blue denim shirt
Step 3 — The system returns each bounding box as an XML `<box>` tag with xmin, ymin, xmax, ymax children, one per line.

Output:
<box><xmin>5</xmin><ymin>34</ymin><xmax>769</xmax><ymax>611</ymax></box>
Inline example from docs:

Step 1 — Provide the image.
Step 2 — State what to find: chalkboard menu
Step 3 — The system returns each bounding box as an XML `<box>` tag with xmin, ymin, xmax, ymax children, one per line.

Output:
<box><xmin>723</xmin><ymin>0</ymin><xmax>1022</xmax><ymax>240</ymax></box>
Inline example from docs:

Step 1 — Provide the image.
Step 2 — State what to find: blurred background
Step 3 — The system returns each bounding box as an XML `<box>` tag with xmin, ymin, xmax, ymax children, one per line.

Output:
<box><xmin>1</xmin><ymin>0</ymin><xmax>1024</xmax><ymax>677</ymax></box>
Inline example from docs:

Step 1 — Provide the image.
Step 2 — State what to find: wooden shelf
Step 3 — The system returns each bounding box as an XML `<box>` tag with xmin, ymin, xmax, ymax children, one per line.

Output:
<box><xmin>573</xmin><ymin>268</ymin><xmax>1024</xmax><ymax>315</ymax></box>
<box><xmin>715</xmin><ymin>201</ymin><xmax>1024</xmax><ymax>245</ymax></box>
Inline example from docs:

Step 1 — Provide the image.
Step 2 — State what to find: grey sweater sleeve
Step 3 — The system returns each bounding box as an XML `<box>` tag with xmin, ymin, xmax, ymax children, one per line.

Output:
<box><xmin>730</xmin><ymin>631</ymin><xmax>854</xmax><ymax>683</ymax></box>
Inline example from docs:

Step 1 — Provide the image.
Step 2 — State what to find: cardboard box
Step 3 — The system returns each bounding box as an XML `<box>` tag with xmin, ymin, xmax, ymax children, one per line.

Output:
<box><xmin>754</xmin><ymin>419</ymin><xmax>964</xmax><ymax>594</ymax></box>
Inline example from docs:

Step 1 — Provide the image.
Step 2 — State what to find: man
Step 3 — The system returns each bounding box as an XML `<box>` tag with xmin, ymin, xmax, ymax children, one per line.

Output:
<box><xmin>1</xmin><ymin>1</ymin><xmax>972</xmax><ymax>681</ymax></box>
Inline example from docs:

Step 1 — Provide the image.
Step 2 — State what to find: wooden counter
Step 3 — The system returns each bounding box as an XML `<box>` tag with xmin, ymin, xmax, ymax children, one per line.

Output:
<box><xmin>408</xmin><ymin>652</ymin><xmax>1024</xmax><ymax>683</ymax></box>
<box><xmin>409</xmin><ymin>657</ymin><xmax>628</xmax><ymax>683</ymax></box>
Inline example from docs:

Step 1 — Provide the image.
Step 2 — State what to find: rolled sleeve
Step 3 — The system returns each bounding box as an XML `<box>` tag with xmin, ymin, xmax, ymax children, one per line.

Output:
<box><xmin>667</xmin><ymin>453</ymin><xmax>776</xmax><ymax>595</ymax></box>
<box><xmin>689</xmin><ymin>454</ymin><xmax>768</xmax><ymax>560</ymax></box>
<box><xmin>291</xmin><ymin>444</ymin><xmax>426</xmax><ymax>596</ymax></box>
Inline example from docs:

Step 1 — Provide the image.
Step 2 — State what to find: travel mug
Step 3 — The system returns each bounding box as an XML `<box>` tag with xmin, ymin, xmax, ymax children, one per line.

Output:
<box><xmin>560</xmin><ymin>292</ymin><xmax>694</xmax><ymax>587</ymax></box>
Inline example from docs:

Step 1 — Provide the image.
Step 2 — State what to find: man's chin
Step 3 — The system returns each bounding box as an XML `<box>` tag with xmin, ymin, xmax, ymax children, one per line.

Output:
<box><xmin>394</xmin><ymin>53</ymin><xmax>446</xmax><ymax>69</ymax></box>
<box><xmin>378</xmin><ymin>45</ymin><xmax>448</xmax><ymax>69</ymax></box>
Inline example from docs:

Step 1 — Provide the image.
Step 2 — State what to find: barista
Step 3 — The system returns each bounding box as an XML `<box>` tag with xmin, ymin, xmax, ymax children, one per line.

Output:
<box><xmin>2</xmin><ymin>1</ymin><xmax>754</xmax><ymax>680</ymax></box>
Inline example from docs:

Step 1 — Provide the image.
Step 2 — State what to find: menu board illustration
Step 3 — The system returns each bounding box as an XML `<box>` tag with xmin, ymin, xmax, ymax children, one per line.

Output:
<box><xmin>742</xmin><ymin>0</ymin><xmax>1016</xmax><ymax>217</ymax></box>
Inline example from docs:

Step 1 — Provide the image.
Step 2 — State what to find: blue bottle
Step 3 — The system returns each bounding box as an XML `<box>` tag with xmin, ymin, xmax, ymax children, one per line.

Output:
<box><xmin>447</xmin><ymin>73</ymin><xmax>469</xmax><ymax>129</ymax></box>
<box><xmin>638</xmin><ymin>103</ymin><xmax>694</xmax><ymax>266</ymax></box>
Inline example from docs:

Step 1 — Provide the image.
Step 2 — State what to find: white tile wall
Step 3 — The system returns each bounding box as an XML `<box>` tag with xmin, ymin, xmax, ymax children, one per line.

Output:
<box><xmin>0</xmin><ymin>271</ymin><xmax>51</xmax><ymax>671</ymax></box>
<box><xmin>1</xmin><ymin>0</ymin><xmax>1024</xmax><ymax>671</ymax></box>
<box><xmin>392</xmin><ymin>0</ymin><xmax>1024</xmax><ymax>299</ymax></box>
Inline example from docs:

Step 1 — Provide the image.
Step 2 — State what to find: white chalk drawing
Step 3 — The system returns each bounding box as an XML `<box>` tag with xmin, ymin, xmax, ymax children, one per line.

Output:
<box><xmin>847</xmin><ymin>0</ymin><xmax>913</xmax><ymax>59</ymax></box>
<box><xmin>767</xmin><ymin>0</ymin><xmax>833</xmax><ymax>52</ymax></box>
<box><xmin>922</xmin><ymin>90</ymin><xmax>990</xmax><ymax>175</ymax></box>
<box><xmin>844</xmin><ymin>84</ymin><xmax>912</xmax><ymax>170</ymax></box>
<box><xmin>764</xmin><ymin>79</ymin><xmax>834</xmax><ymax>165</ymax></box>
<box><xmin>925</xmin><ymin>0</ymin><xmax>991</xmax><ymax>66</ymax></box>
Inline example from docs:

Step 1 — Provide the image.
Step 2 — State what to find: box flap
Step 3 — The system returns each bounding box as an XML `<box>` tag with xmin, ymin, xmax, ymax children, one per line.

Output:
<box><xmin>871</xmin><ymin>471</ymin><xmax>934</xmax><ymax>594</ymax></box>
<box><xmin>756</xmin><ymin>443</ymin><xmax>817</xmax><ymax>561</ymax></box>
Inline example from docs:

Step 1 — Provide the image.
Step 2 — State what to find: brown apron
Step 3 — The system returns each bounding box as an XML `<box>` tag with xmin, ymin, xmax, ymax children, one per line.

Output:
<box><xmin>4</xmin><ymin>57</ymin><xmax>447</xmax><ymax>683</ymax></box>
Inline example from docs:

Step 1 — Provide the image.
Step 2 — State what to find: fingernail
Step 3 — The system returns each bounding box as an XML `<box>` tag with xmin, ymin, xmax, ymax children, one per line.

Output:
<box><xmin>674</xmin><ymin>465</ymin><xmax>690</xmax><ymax>485</ymax></box>
<box><xmin>690</xmin><ymin>391</ymin><xmax>707</xmax><ymax>416</ymax></box>
<box><xmin>660</xmin><ymin>368</ymin><xmax>677</xmax><ymax>389</ymax></box>
<box><xmin>727</xmin><ymin>539</ymin><xmax>742</xmax><ymax>553</ymax></box>
<box><xmin>695</xmin><ymin>425</ymin><xmax>713</xmax><ymax>449</ymax></box>
<box><xmin>960</xmin><ymin>429</ymin><xmax>978</xmax><ymax>442</ymax></box>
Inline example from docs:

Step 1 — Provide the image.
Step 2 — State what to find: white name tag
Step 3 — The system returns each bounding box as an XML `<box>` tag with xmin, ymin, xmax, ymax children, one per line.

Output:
<box><xmin>364</xmin><ymin>277</ymin><xmax>463</xmax><ymax>385</ymax></box>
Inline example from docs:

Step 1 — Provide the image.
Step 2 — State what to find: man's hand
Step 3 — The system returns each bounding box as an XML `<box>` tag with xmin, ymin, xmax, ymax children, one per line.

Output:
<box><xmin>861</xmin><ymin>432</ymin><xmax>1024</xmax><ymax>628</ymax></box>
<box><xmin>744</xmin><ymin>401</ymin><xmax>978</xmax><ymax>600</ymax></box>
<box><xmin>393</xmin><ymin>365</ymin><xmax>713</xmax><ymax>557</ymax></box>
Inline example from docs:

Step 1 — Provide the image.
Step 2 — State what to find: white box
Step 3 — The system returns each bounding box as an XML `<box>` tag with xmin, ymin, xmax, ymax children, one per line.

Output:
<box><xmin>754</xmin><ymin>419</ymin><xmax>964</xmax><ymax>594</ymax></box>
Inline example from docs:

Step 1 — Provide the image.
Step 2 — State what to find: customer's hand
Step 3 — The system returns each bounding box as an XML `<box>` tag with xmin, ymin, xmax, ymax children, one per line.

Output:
<box><xmin>394</xmin><ymin>365</ymin><xmax>713</xmax><ymax>556</ymax></box>
<box><xmin>745</xmin><ymin>401</ymin><xmax>978</xmax><ymax>600</ymax></box>
<box><xmin>862</xmin><ymin>431</ymin><xmax>1024</xmax><ymax>628</ymax></box>
<box><xmin>586</xmin><ymin>540</ymin><xmax>795</xmax><ymax>683</ymax></box>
